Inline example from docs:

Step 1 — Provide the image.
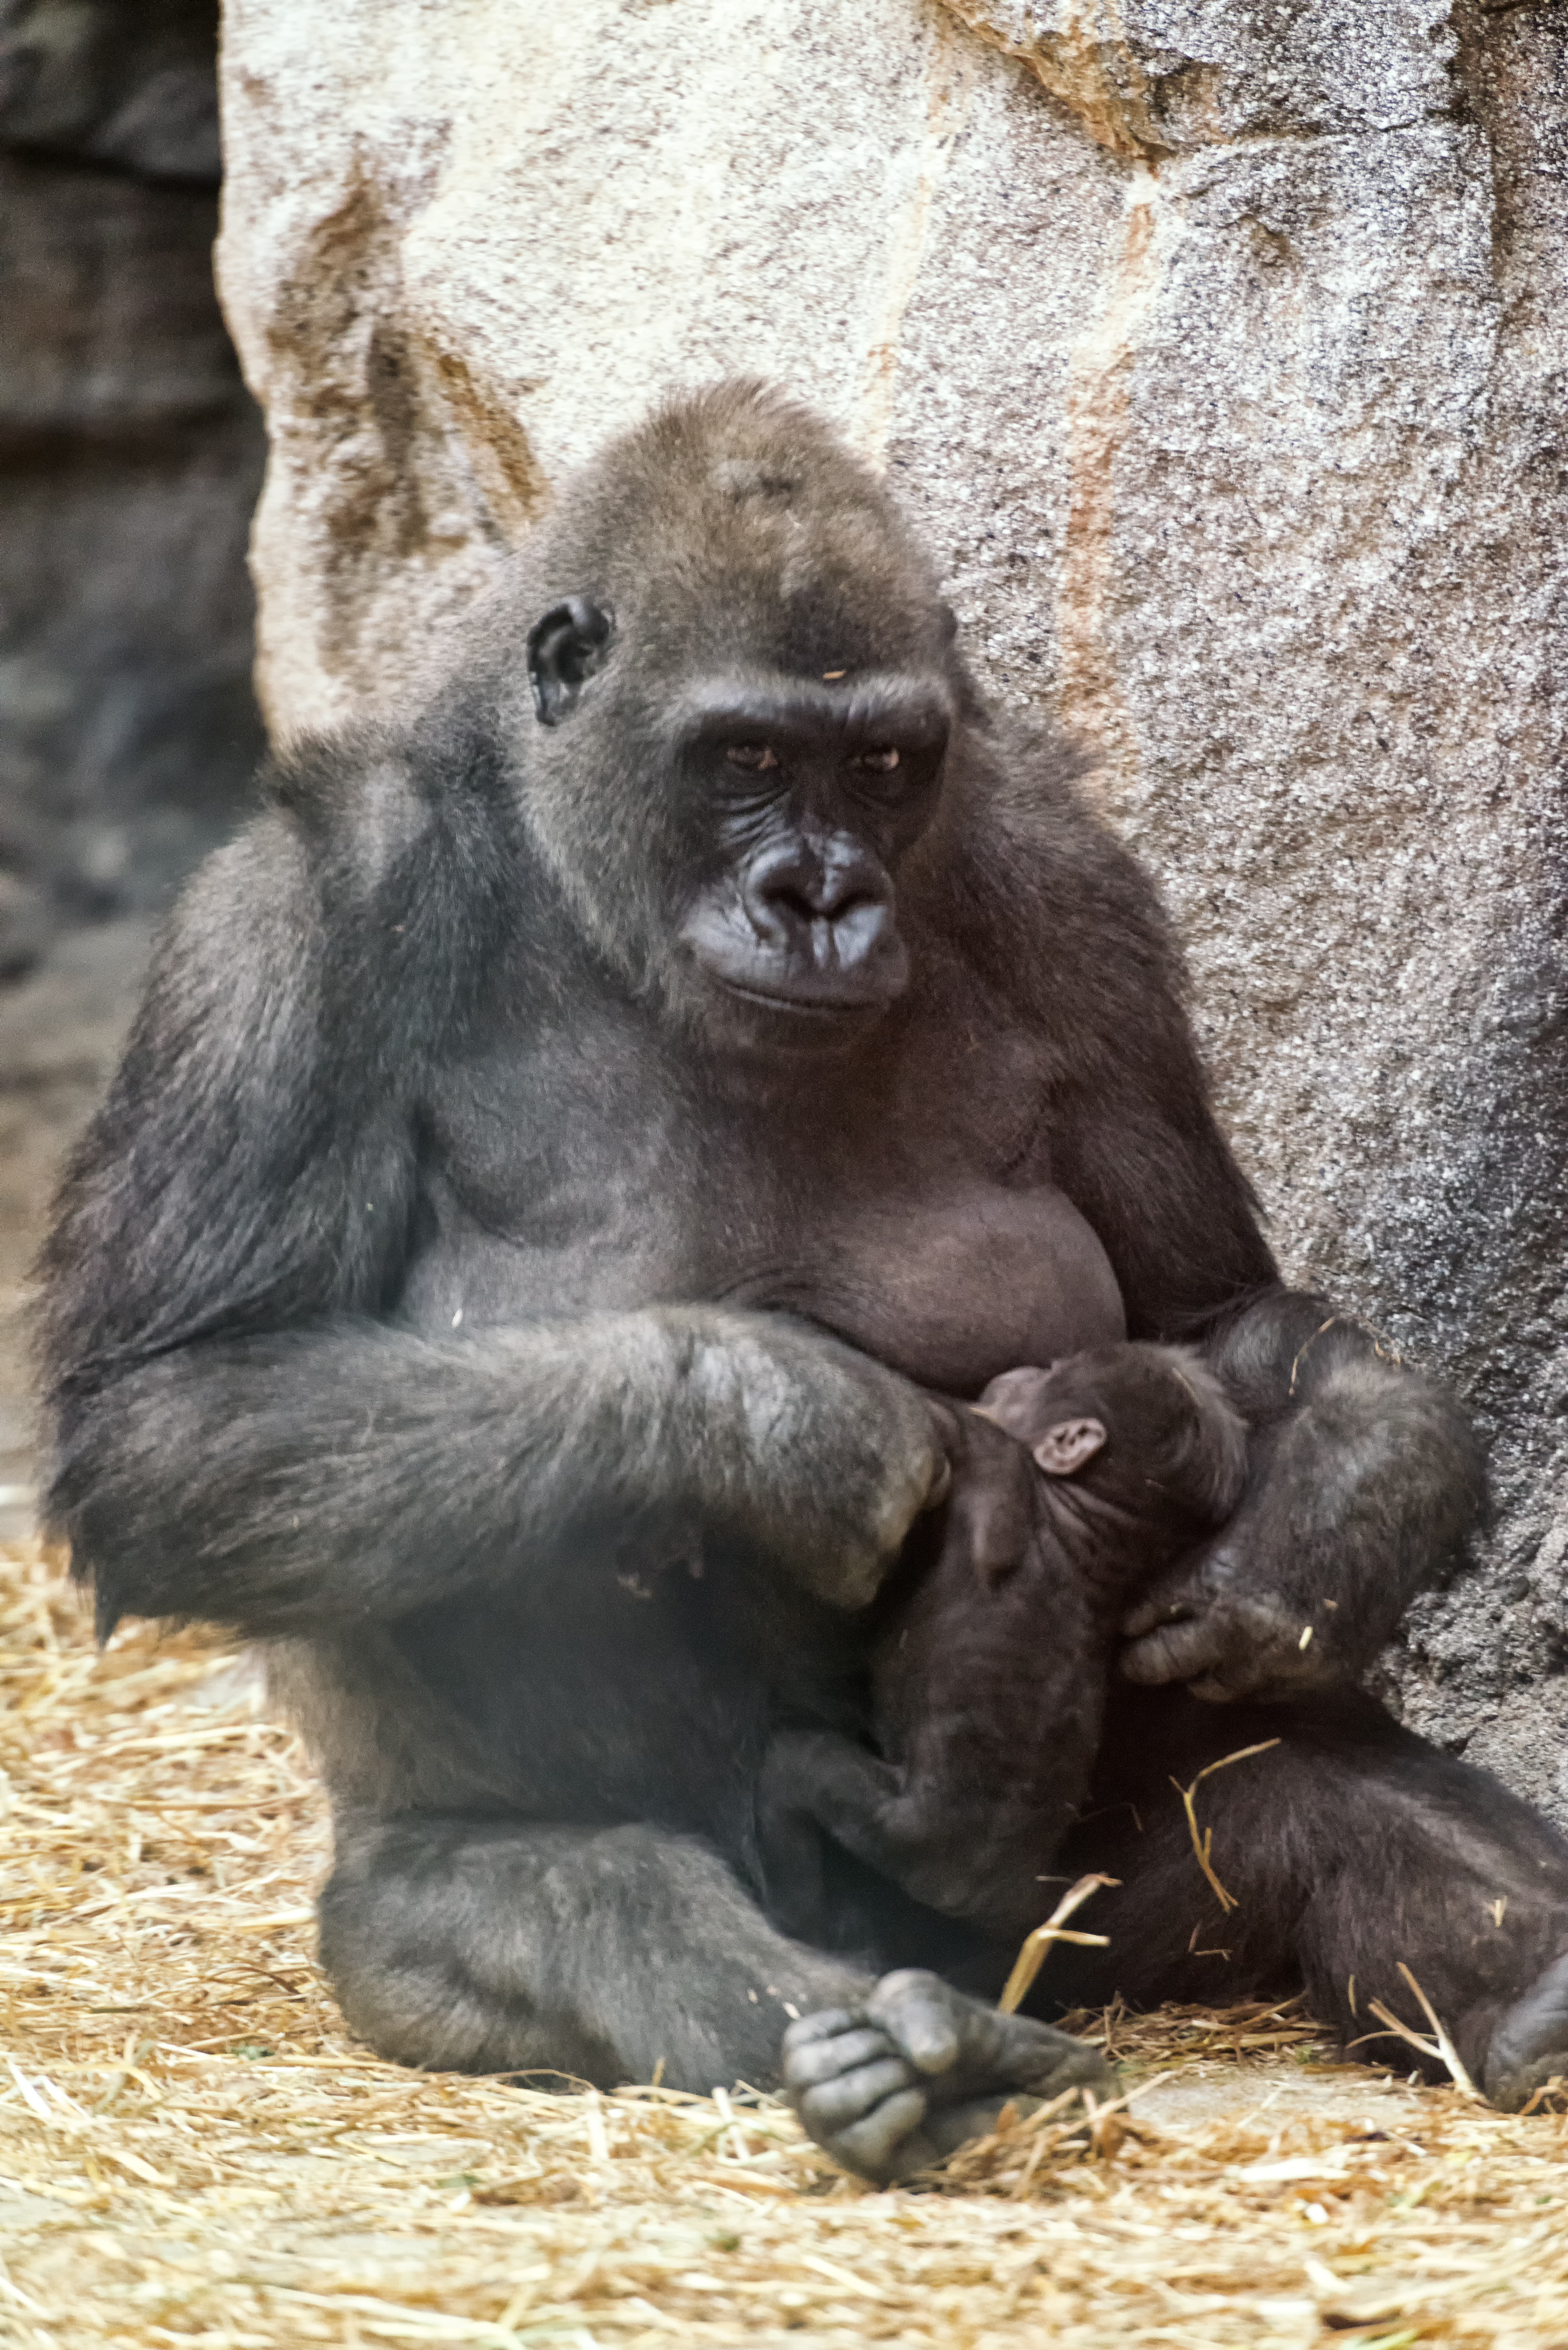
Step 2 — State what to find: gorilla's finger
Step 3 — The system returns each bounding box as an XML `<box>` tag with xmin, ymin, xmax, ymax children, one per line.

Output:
<box><xmin>781</xmin><ymin>2007</ymin><xmax>859</xmax><ymax>2056</ymax></box>
<box><xmin>828</xmin><ymin>2090</ymin><xmax>932</xmax><ymax>2180</ymax></box>
<box><xmin>796</xmin><ymin>2056</ymin><xmax>919</xmax><ymax>2136</ymax></box>
<box><xmin>921</xmin><ymin>1449</ymin><xmax>953</xmax><ymax>1510</ymax></box>
<box><xmin>866</xmin><ymin>1969</ymin><xmax>962</xmax><ymax>2075</ymax></box>
<box><xmin>1120</xmin><ymin>1578</ymin><xmax>1205</xmax><ymax>1639</ymax></box>
<box><xmin>1119</xmin><ymin>1613</ymin><xmax>1236</xmax><ymax>1687</ymax></box>
<box><xmin>1187</xmin><ymin>1668</ymin><xmax>1253</xmax><ymax>1703</ymax></box>
<box><xmin>783</xmin><ymin>2025</ymin><xmax>896</xmax><ymax>2090</ymax></box>
<box><xmin>1037</xmin><ymin>2037</ymin><xmax>1118</xmax><ymax>2094</ymax></box>
<box><xmin>1188</xmin><ymin>1641</ymin><xmax>1333</xmax><ymax>1705</ymax></box>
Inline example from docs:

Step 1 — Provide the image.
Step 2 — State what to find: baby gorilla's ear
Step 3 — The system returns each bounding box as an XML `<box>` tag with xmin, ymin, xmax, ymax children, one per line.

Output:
<box><xmin>972</xmin><ymin>1364</ymin><xmax>1056</xmax><ymax>1443</ymax></box>
<box><xmin>1034</xmin><ymin>1417</ymin><xmax>1107</xmax><ymax>1476</ymax></box>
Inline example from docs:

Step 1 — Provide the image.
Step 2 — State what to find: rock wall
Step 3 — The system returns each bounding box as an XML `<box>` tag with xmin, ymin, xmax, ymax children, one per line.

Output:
<box><xmin>0</xmin><ymin>0</ymin><xmax>266</xmax><ymax>978</ymax></box>
<box><xmin>216</xmin><ymin>1</ymin><xmax>1568</xmax><ymax>1807</ymax></box>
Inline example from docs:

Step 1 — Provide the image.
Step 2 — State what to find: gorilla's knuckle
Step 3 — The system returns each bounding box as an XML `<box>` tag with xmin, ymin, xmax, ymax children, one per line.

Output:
<box><xmin>871</xmin><ymin>1967</ymin><xmax>942</xmax><ymax>2003</ymax></box>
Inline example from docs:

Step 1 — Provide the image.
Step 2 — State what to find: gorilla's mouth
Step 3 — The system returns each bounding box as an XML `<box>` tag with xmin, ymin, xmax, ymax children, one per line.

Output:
<box><xmin>682</xmin><ymin>909</ymin><xmax>910</xmax><ymax>1023</ymax></box>
<box><xmin>717</xmin><ymin>978</ymin><xmax>885</xmax><ymax>1019</ymax></box>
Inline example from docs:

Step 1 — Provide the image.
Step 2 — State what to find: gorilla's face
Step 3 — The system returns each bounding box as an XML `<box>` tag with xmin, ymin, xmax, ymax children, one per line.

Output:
<box><xmin>526</xmin><ymin>595</ymin><xmax>953</xmax><ymax>1054</ymax></box>
<box><xmin>669</xmin><ymin>671</ymin><xmax>950</xmax><ymax>1040</ymax></box>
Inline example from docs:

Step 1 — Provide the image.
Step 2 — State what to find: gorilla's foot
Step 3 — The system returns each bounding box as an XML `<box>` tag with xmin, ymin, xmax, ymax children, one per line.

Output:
<box><xmin>782</xmin><ymin>1967</ymin><xmax>1111</xmax><ymax>2184</ymax></box>
<box><xmin>1484</xmin><ymin>1950</ymin><xmax>1568</xmax><ymax>2110</ymax></box>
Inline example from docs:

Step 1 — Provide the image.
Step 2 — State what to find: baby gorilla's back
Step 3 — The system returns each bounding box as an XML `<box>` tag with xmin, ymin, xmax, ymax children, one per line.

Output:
<box><xmin>757</xmin><ymin>1343</ymin><xmax>1247</xmax><ymax>1947</ymax></box>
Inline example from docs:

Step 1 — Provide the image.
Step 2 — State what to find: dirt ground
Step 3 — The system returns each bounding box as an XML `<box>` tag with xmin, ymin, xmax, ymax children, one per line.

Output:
<box><xmin>7</xmin><ymin>1543</ymin><xmax>1568</xmax><ymax>2350</ymax></box>
<box><xmin>5</xmin><ymin>929</ymin><xmax>1568</xmax><ymax>2349</ymax></box>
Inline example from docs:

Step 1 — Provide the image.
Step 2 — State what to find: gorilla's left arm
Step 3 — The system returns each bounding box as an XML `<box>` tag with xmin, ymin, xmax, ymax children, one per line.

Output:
<box><xmin>1121</xmin><ymin>1288</ymin><xmax>1484</xmax><ymax>1699</ymax></box>
<box><xmin>1049</xmin><ymin>982</ymin><xmax>1484</xmax><ymax>1704</ymax></box>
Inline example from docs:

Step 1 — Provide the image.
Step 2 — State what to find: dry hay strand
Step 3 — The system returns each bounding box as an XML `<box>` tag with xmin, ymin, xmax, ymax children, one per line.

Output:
<box><xmin>5</xmin><ymin>1537</ymin><xmax>1568</xmax><ymax>2347</ymax></box>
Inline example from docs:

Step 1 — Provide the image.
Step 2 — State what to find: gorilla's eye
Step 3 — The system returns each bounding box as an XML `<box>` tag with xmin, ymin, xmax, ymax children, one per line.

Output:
<box><xmin>858</xmin><ymin>747</ymin><xmax>901</xmax><ymax>773</ymax></box>
<box><xmin>725</xmin><ymin>744</ymin><xmax>779</xmax><ymax>772</ymax></box>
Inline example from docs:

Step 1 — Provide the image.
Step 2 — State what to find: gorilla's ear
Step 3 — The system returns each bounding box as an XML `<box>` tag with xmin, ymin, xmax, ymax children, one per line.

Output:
<box><xmin>1034</xmin><ymin>1417</ymin><xmax>1107</xmax><ymax>1477</ymax></box>
<box><xmin>526</xmin><ymin>596</ymin><xmax>616</xmax><ymax>726</ymax></box>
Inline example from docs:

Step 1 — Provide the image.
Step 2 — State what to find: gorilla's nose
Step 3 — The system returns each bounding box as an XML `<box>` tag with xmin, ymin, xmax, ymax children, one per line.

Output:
<box><xmin>746</xmin><ymin>838</ymin><xmax>896</xmax><ymax>972</ymax></box>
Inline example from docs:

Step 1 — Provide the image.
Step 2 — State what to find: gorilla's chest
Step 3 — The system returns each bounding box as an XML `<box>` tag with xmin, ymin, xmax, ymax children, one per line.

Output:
<box><xmin>402</xmin><ymin>1022</ymin><xmax>1125</xmax><ymax>1395</ymax></box>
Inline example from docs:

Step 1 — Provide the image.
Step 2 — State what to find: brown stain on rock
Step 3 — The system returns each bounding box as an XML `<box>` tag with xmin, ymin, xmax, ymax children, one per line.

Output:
<box><xmin>257</xmin><ymin>161</ymin><xmax>545</xmax><ymax>708</ymax></box>
<box><xmin>936</xmin><ymin>4</ymin><xmax>1175</xmax><ymax>784</ymax></box>
<box><xmin>1057</xmin><ymin>181</ymin><xmax>1161</xmax><ymax>783</ymax></box>
<box><xmin>426</xmin><ymin>344</ymin><xmax>549</xmax><ymax>541</ymax></box>
<box><xmin>939</xmin><ymin>0</ymin><xmax>1172</xmax><ymax>163</ymax></box>
<box><xmin>261</xmin><ymin>168</ymin><xmax>432</xmax><ymax>675</ymax></box>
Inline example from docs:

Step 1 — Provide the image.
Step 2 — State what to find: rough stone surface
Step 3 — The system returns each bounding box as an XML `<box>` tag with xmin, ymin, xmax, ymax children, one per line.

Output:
<box><xmin>0</xmin><ymin>0</ymin><xmax>266</xmax><ymax>975</ymax></box>
<box><xmin>216</xmin><ymin>1</ymin><xmax>1568</xmax><ymax>1806</ymax></box>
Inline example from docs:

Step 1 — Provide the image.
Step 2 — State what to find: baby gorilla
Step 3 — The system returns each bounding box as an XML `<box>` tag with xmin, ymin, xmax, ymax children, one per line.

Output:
<box><xmin>758</xmin><ymin>1342</ymin><xmax>1248</xmax><ymax>1949</ymax></box>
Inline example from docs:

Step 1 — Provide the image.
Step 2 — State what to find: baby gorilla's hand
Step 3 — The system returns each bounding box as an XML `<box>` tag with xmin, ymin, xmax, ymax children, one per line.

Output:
<box><xmin>922</xmin><ymin>1401</ymin><xmax>1043</xmax><ymax>1589</ymax></box>
<box><xmin>782</xmin><ymin>1969</ymin><xmax>1112</xmax><ymax>2183</ymax></box>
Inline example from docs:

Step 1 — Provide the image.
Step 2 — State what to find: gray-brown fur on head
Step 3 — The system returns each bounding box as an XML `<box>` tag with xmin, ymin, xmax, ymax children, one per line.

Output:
<box><xmin>522</xmin><ymin>380</ymin><xmax>956</xmax><ymax>688</ymax></box>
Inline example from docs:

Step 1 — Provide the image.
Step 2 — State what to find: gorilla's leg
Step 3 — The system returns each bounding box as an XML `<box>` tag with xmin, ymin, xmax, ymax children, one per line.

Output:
<box><xmin>319</xmin><ymin>1814</ymin><xmax>1109</xmax><ymax>2178</ymax></box>
<box><xmin>1044</xmin><ymin>1686</ymin><xmax>1568</xmax><ymax>2107</ymax></box>
<box><xmin>320</xmin><ymin>1816</ymin><xmax>858</xmax><ymax>2088</ymax></box>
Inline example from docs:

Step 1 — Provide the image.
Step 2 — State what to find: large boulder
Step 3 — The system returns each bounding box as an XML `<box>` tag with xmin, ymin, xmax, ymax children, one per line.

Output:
<box><xmin>216</xmin><ymin>0</ymin><xmax>1568</xmax><ymax>1807</ymax></box>
<box><xmin>0</xmin><ymin>0</ymin><xmax>267</xmax><ymax>1520</ymax></box>
<box><xmin>0</xmin><ymin>0</ymin><xmax>266</xmax><ymax>977</ymax></box>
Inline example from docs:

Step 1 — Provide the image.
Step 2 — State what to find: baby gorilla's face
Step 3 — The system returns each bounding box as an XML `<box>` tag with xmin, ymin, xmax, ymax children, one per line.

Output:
<box><xmin>974</xmin><ymin>1343</ymin><xmax>1248</xmax><ymax>1531</ymax></box>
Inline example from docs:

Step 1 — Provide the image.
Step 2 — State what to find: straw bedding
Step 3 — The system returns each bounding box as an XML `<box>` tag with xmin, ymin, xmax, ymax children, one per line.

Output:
<box><xmin>4</xmin><ymin>1536</ymin><xmax>1568</xmax><ymax>2350</ymax></box>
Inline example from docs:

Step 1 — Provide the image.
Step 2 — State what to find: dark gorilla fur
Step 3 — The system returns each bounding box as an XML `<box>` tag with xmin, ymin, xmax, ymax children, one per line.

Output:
<box><xmin>37</xmin><ymin>383</ymin><xmax>1568</xmax><ymax>2185</ymax></box>
<box><xmin>758</xmin><ymin>1342</ymin><xmax>1249</xmax><ymax>1947</ymax></box>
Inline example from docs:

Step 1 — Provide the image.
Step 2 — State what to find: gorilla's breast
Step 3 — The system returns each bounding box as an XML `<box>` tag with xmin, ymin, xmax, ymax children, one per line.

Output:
<box><xmin>401</xmin><ymin>1018</ymin><xmax>1126</xmax><ymax>1392</ymax></box>
<box><xmin>729</xmin><ymin>1180</ymin><xmax>1127</xmax><ymax>1397</ymax></box>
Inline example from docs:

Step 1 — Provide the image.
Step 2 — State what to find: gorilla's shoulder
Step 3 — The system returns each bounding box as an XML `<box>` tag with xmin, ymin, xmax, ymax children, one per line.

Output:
<box><xmin>247</xmin><ymin>681</ymin><xmax>533</xmax><ymax>925</ymax></box>
<box><xmin>954</xmin><ymin>722</ymin><xmax>1180</xmax><ymax>987</ymax></box>
<box><xmin>262</xmin><ymin>684</ymin><xmax>512</xmax><ymax>842</ymax></box>
<box><xmin>184</xmin><ymin>687</ymin><xmax>539</xmax><ymax>1019</ymax></box>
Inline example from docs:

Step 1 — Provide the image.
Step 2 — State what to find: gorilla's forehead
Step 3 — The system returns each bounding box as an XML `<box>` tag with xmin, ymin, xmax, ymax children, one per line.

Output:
<box><xmin>665</xmin><ymin>669</ymin><xmax>955</xmax><ymax>745</ymax></box>
<box><xmin>613</xmin><ymin>532</ymin><xmax>946</xmax><ymax>674</ymax></box>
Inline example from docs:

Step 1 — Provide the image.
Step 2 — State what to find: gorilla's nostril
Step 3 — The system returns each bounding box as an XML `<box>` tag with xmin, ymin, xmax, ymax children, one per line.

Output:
<box><xmin>765</xmin><ymin>883</ymin><xmax>822</xmax><ymax>928</ymax></box>
<box><xmin>761</xmin><ymin>873</ymin><xmax>881</xmax><ymax>927</ymax></box>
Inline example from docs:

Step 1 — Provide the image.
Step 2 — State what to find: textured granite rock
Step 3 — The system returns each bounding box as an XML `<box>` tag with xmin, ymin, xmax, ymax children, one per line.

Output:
<box><xmin>216</xmin><ymin>0</ymin><xmax>1568</xmax><ymax>1807</ymax></box>
<box><xmin>0</xmin><ymin>0</ymin><xmax>265</xmax><ymax>975</ymax></box>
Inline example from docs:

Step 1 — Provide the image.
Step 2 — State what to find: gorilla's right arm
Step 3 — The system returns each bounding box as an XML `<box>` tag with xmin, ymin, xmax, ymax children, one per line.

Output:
<box><xmin>38</xmin><ymin>799</ymin><xmax>942</xmax><ymax>1639</ymax></box>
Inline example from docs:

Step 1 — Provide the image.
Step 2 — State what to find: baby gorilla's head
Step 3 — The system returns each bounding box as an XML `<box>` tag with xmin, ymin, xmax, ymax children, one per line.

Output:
<box><xmin>977</xmin><ymin>1343</ymin><xmax>1248</xmax><ymax>1533</ymax></box>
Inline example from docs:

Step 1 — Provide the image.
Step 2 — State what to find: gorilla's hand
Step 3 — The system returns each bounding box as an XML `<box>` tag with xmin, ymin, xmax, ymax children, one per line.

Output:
<box><xmin>1118</xmin><ymin>1406</ymin><xmax>1398</xmax><ymax>1701</ymax></box>
<box><xmin>714</xmin><ymin>1318</ymin><xmax>948</xmax><ymax>1610</ymax></box>
<box><xmin>1124</xmin><ymin>1294</ymin><xmax>1487</xmax><ymax>1699</ymax></box>
<box><xmin>783</xmin><ymin>1969</ymin><xmax>1112</xmax><ymax>2184</ymax></box>
<box><xmin>1119</xmin><ymin>1521</ymin><xmax>1333</xmax><ymax>1702</ymax></box>
<box><xmin>770</xmin><ymin>1382</ymin><xmax>1027</xmax><ymax>1615</ymax></box>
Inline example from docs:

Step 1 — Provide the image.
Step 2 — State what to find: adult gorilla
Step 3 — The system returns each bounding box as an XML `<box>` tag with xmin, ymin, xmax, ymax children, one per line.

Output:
<box><xmin>39</xmin><ymin>384</ymin><xmax>1568</xmax><ymax>2183</ymax></box>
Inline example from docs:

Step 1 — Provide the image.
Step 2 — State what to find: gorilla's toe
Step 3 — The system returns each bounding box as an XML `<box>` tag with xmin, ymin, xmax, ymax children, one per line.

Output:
<box><xmin>784</xmin><ymin>1972</ymin><xmax>1113</xmax><ymax>2181</ymax></box>
<box><xmin>782</xmin><ymin>2007</ymin><xmax>937</xmax><ymax>2183</ymax></box>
